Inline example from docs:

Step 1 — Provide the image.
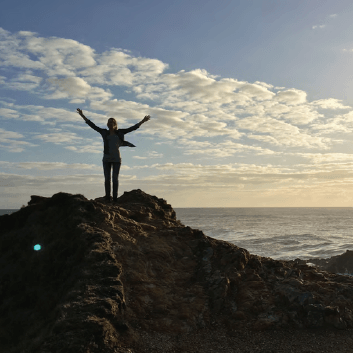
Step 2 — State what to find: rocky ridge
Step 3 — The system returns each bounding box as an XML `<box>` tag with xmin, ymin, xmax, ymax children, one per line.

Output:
<box><xmin>1</xmin><ymin>190</ymin><xmax>353</xmax><ymax>353</ymax></box>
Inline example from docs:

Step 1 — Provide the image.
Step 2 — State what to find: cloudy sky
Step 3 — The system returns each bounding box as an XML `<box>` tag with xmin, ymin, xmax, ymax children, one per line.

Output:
<box><xmin>2</xmin><ymin>0</ymin><xmax>353</xmax><ymax>208</ymax></box>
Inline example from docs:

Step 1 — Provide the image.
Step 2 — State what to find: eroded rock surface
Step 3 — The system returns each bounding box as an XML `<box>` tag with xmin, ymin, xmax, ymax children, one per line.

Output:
<box><xmin>296</xmin><ymin>250</ymin><xmax>353</xmax><ymax>276</ymax></box>
<box><xmin>1</xmin><ymin>189</ymin><xmax>353</xmax><ymax>353</ymax></box>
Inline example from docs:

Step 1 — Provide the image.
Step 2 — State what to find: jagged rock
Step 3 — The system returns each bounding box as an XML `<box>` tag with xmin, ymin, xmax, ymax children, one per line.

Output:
<box><xmin>304</xmin><ymin>250</ymin><xmax>353</xmax><ymax>275</ymax></box>
<box><xmin>1</xmin><ymin>189</ymin><xmax>353</xmax><ymax>353</ymax></box>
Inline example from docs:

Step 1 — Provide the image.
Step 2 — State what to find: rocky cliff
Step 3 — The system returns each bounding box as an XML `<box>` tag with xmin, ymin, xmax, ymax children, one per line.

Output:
<box><xmin>1</xmin><ymin>190</ymin><xmax>353</xmax><ymax>353</ymax></box>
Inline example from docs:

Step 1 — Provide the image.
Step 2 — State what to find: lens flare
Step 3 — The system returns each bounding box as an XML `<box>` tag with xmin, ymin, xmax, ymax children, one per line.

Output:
<box><xmin>34</xmin><ymin>244</ymin><xmax>41</xmax><ymax>251</ymax></box>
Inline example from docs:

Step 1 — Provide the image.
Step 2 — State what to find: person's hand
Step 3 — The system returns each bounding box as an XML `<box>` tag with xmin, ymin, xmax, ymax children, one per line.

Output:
<box><xmin>142</xmin><ymin>115</ymin><xmax>150</xmax><ymax>123</ymax></box>
<box><xmin>77</xmin><ymin>108</ymin><xmax>84</xmax><ymax>117</ymax></box>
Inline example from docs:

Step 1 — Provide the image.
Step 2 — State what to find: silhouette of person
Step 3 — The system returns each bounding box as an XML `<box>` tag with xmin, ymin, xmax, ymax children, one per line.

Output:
<box><xmin>77</xmin><ymin>108</ymin><xmax>150</xmax><ymax>202</ymax></box>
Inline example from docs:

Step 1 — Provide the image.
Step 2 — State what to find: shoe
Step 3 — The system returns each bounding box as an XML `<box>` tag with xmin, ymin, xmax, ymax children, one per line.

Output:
<box><xmin>104</xmin><ymin>195</ymin><xmax>111</xmax><ymax>202</ymax></box>
<box><xmin>112</xmin><ymin>197</ymin><xmax>118</xmax><ymax>203</ymax></box>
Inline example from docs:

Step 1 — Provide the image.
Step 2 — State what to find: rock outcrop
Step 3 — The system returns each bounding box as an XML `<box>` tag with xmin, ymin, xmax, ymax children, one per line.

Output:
<box><xmin>295</xmin><ymin>251</ymin><xmax>353</xmax><ymax>276</ymax></box>
<box><xmin>1</xmin><ymin>190</ymin><xmax>353</xmax><ymax>353</ymax></box>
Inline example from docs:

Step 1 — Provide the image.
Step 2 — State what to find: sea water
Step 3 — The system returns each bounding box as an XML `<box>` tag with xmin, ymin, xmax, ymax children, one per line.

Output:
<box><xmin>174</xmin><ymin>208</ymin><xmax>353</xmax><ymax>261</ymax></box>
<box><xmin>2</xmin><ymin>208</ymin><xmax>352</xmax><ymax>261</ymax></box>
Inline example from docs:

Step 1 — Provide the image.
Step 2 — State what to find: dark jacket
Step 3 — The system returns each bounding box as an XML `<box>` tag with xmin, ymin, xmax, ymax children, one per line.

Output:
<box><xmin>84</xmin><ymin>118</ymin><xmax>140</xmax><ymax>155</ymax></box>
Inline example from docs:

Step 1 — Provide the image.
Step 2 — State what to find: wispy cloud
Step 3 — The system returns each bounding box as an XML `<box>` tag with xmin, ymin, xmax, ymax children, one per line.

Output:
<box><xmin>312</xmin><ymin>24</ymin><xmax>326</xmax><ymax>30</ymax></box>
<box><xmin>0</xmin><ymin>160</ymin><xmax>132</xmax><ymax>171</ymax></box>
<box><xmin>133</xmin><ymin>151</ymin><xmax>163</xmax><ymax>159</ymax></box>
<box><xmin>312</xmin><ymin>13</ymin><xmax>338</xmax><ymax>30</ymax></box>
<box><xmin>0</xmin><ymin>128</ymin><xmax>39</xmax><ymax>152</ymax></box>
<box><xmin>0</xmin><ymin>161</ymin><xmax>99</xmax><ymax>170</ymax></box>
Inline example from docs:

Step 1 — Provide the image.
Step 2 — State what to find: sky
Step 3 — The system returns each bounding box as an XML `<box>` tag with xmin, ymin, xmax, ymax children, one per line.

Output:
<box><xmin>2</xmin><ymin>0</ymin><xmax>353</xmax><ymax>208</ymax></box>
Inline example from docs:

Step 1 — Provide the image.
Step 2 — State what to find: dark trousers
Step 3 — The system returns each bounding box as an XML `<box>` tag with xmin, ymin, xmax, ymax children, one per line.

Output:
<box><xmin>103</xmin><ymin>161</ymin><xmax>121</xmax><ymax>200</ymax></box>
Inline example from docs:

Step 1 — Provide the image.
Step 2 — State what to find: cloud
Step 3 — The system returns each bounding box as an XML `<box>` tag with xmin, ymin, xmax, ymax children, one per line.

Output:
<box><xmin>311</xmin><ymin>98</ymin><xmax>351</xmax><ymax>110</ymax></box>
<box><xmin>13</xmin><ymin>73</ymin><xmax>42</xmax><ymax>84</ymax></box>
<box><xmin>296</xmin><ymin>153</ymin><xmax>353</xmax><ymax>163</ymax></box>
<box><xmin>90</xmin><ymin>99</ymin><xmax>151</xmax><ymax>122</ymax></box>
<box><xmin>80</xmin><ymin>49</ymin><xmax>168</xmax><ymax>86</ymax></box>
<box><xmin>141</xmin><ymin>69</ymin><xmax>275</xmax><ymax>106</ymax></box>
<box><xmin>239</xmin><ymin>83</ymin><xmax>275</xmax><ymax>100</ymax></box>
<box><xmin>0</xmin><ymin>128</ymin><xmax>38</xmax><ymax>152</ymax></box>
<box><xmin>179</xmin><ymin>139</ymin><xmax>277</xmax><ymax>158</ymax></box>
<box><xmin>0</xmin><ymin>29</ymin><xmax>46</xmax><ymax>70</ymax></box>
<box><xmin>0</xmin><ymin>160</ymin><xmax>134</xmax><ymax>172</ymax></box>
<box><xmin>0</xmin><ymin>101</ymin><xmax>111</xmax><ymax>126</ymax></box>
<box><xmin>46</xmin><ymin>76</ymin><xmax>113</xmax><ymax>100</ymax></box>
<box><xmin>312</xmin><ymin>25</ymin><xmax>326</xmax><ymax>30</ymax></box>
<box><xmin>0</xmin><ymin>28</ymin><xmax>167</xmax><ymax>100</ymax></box>
<box><xmin>133</xmin><ymin>151</ymin><xmax>163</xmax><ymax>159</ymax></box>
<box><xmin>0</xmin><ymin>72</ymin><xmax>43</xmax><ymax>91</ymax></box>
<box><xmin>90</xmin><ymin>100</ymin><xmax>243</xmax><ymax>141</ymax></box>
<box><xmin>236</xmin><ymin>116</ymin><xmax>328</xmax><ymax>148</ymax></box>
<box><xmin>25</xmin><ymin>34</ymin><xmax>97</xmax><ymax>75</ymax></box>
<box><xmin>0</xmin><ymin>161</ymin><xmax>101</xmax><ymax>170</ymax></box>
<box><xmin>309</xmin><ymin>113</ymin><xmax>353</xmax><ymax>133</ymax></box>
<box><xmin>312</xmin><ymin>14</ymin><xmax>337</xmax><ymax>30</ymax></box>
<box><xmin>0</xmin><ymin>170</ymin><xmax>137</xmax><ymax>190</ymax></box>
<box><xmin>33</xmin><ymin>132</ymin><xmax>84</xmax><ymax>145</ymax></box>
<box><xmin>69</xmin><ymin>98</ymin><xmax>86</xmax><ymax>104</ymax></box>
<box><xmin>64</xmin><ymin>142</ymin><xmax>102</xmax><ymax>154</ymax></box>
<box><xmin>275</xmin><ymin>89</ymin><xmax>307</xmax><ymax>105</ymax></box>
<box><xmin>280</xmin><ymin>105</ymin><xmax>323</xmax><ymax>125</ymax></box>
<box><xmin>309</xmin><ymin>110</ymin><xmax>353</xmax><ymax>135</ymax></box>
<box><xmin>0</xmin><ymin>172</ymin><xmax>102</xmax><ymax>188</ymax></box>
<box><xmin>0</xmin><ymin>107</ymin><xmax>20</xmax><ymax>119</ymax></box>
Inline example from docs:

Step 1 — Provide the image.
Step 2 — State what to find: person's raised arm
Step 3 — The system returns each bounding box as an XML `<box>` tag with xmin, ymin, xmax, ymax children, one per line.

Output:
<box><xmin>77</xmin><ymin>108</ymin><xmax>88</xmax><ymax>122</ymax></box>
<box><xmin>138</xmin><ymin>115</ymin><xmax>151</xmax><ymax>127</ymax></box>
<box><xmin>77</xmin><ymin>108</ymin><xmax>102</xmax><ymax>133</ymax></box>
<box><xmin>120</xmin><ymin>115</ymin><xmax>151</xmax><ymax>134</ymax></box>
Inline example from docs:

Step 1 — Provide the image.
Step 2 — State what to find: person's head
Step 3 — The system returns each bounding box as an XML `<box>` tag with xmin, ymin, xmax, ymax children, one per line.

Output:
<box><xmin>107</xmin><ymin>118</ymin><xmax>117</xmax><ymax>130</ymax></box>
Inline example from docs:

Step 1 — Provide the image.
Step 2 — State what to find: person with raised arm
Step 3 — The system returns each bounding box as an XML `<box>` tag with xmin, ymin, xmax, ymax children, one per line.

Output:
<box><xmin>77</xmin><ymin>108</ymin><xmax>150</xmax><ymax>202</ymax></box>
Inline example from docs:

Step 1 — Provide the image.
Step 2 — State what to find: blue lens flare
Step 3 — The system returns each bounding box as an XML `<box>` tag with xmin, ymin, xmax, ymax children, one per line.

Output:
<box><xmin>34</xmin><ymin>244</ymin><xmax>41</xmax><ymax>251</ymax></box>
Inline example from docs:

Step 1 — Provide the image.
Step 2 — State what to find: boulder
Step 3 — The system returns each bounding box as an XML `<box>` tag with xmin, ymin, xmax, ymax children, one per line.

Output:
<box><xmin>305</xmin><ymin>250</ymin><xmax>353</xmax><ymax>275</ymax></box>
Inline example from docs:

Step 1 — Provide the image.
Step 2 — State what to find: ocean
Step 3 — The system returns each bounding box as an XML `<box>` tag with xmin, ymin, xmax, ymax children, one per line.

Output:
<box><xmin>2</xmin><ymin>208</ymin><xmax>352</xmax><ymax>261</ymax></box>
<box><xmin>174</xmin><ymin>208</ymin><xmax>353</xmax><ymax>261</ymax></box>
